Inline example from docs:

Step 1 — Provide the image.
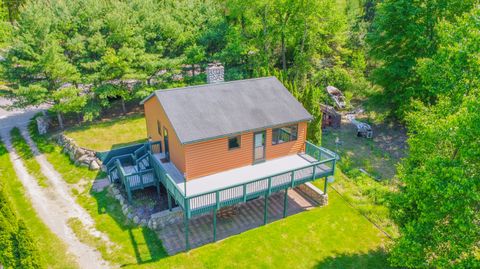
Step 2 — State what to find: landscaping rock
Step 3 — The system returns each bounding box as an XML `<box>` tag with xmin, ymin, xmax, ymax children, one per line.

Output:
<box><xmin>89</xmin><ymin>160</ymin><xmax>100</xmax><ymax>170</ymax></box>
<box><xmin>140</xmin><ymin>219</ymin><xmax>148</xmax><ymax>227</ymax></box>
<box><xmin>68</xmin><ymin>151</ymin><xmax>75</xmax><ymax>161</ymax></box>
<box><xmin>112</xmin><ymin>186</ymin><xmax>120</xmax><ymax>196</ymax></box>
<box><xmin>118</xmin><ymin>196</ymin><xmax>125</xmax><ymax>206</ymax></box>
<box><xmin>77</xmin><ymin>154</ymin><xmax>90</xmax><ymax>163</ymax></box>
<box><xmin>133</xmin><ymin>216</ymin><xmax>140</xmax><ymax>225</ymax></box>
<box><xmin>75</xmin><ymin>148</ymin><xmax>86</xmax><ymax>159</ymax></box>
<box><xmin>54</xmin><ymin>133</ymin><xmax>103</xmax><ymax>171</ymax></box>
<box><xmin>79</xmin><ymin>162</ymin><xmax>89</xmax><ymax>168</ymax></box>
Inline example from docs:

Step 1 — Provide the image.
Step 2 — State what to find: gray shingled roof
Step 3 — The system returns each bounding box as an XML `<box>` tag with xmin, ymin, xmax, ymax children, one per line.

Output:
<box><xmin>145</xmin><ymin>77</ymin><xmax>313</xmax><ymax>144</ymax></box>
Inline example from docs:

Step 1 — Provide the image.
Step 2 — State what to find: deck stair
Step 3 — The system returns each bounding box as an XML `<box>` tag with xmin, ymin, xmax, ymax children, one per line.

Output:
<box><xmin>103</xmin><ymin>141</ymin><xmax>162</xmax><ymax>201</ymax></box>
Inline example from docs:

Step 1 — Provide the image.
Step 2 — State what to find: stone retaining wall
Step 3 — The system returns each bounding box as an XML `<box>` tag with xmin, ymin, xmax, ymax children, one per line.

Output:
<box><xmin>148</xmin><ymin>208</ymin><xmax>183</xmax><ymax>230</ymax></box>
<box><xmin>55</xmin><ymin>134</ymin><xmax>102</xmax><ymax>170</ymax></box>
<box><xmin>295</xmin><ymin>182</ymin><xmax>328</xmax><ymax>206</ymax></box>
<box><xmin>107</xmin><ymin>184</ymin><xmax>183</xmax><ymax>230</ymax></box>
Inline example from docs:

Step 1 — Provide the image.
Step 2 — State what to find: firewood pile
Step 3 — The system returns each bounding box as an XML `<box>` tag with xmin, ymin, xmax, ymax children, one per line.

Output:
<box><xmin>216</xmin><ymin>205</ymin><xmax>240</xmax><ymax>219</ymax></box>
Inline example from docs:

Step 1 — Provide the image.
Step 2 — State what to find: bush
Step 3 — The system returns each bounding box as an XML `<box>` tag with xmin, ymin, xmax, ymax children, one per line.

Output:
<box><xmin>0</xmin><ymin>183</ymin><xmax>41</xmax><ymax>269</ymax></box>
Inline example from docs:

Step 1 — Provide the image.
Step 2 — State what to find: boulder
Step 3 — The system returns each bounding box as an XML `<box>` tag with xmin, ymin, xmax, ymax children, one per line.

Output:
<box><xmin>133</xmin><ymin>216</ymin><xmax>140</xmax><ymax>225</ymax></box>
<box><xmin>77</xmin><ymin>154</ymin><xmax>90</xmax><ymax>163</ymax></box>
<box><xmin>68</xmin><ymin>151</ymin><xmax>75</xmax><ymax>161</ymax></box>
<box><xmin>79</xmin><ymin>162</ymin><xmax>89</xmax><ymax>168</ymax></box>
<box><xmin>75</xmin><ymin>148</ymin><xmax>86</xmax><ymax>159</ymax></box>
<box><xmin>89</xmin><ymin>160</ymin><xmax>100</xmax><ymax>170</ymax></box>
<box><xmin>112</xmin><ymin>186</ymin><xmax>120</xmax><ymax>195</ymax></box>
<box><xmin>140</xmin><ymin>219</ymin><xmax>148</xmax><ymax>227</ymax></box>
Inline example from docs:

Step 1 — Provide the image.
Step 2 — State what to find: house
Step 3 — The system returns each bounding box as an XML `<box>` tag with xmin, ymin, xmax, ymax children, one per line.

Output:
<box><xmin>141</xmin><ymin>76</ymin><xmax>314</xmax><ymax>180</ymax></box>
<box><xmin>104</xmin><ymin>65</ymin><xmax>337</xmax><ymax>251</ymax></box>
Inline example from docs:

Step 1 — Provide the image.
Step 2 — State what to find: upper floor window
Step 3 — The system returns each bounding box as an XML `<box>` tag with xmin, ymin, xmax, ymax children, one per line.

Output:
<box><xmin>228</xmin><ymin>136</ymin><xmax>241</xmax><ymax>150</ymax></box>
<box><xmin>272</xmin><ymin>125</ymin><xmax>298</xmax><ymax>145</ymax></box>
<box><xmin>157</xmin><ymin>120</ymin><xmax>162</xmax><ymax>135</ymax></box>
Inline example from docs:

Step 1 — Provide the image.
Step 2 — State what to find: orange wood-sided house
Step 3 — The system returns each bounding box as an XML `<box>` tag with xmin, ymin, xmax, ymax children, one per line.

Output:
<box><xmin>141</xmin><ymin>76</ymin><xmax>313</xmax><ymax>181</ymax></box>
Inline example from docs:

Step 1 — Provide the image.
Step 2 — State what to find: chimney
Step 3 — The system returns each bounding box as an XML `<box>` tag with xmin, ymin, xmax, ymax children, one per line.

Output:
<box><xmin>206</xmin><ymin>62</ymin><xmax>224</xmax><ymax>84</ymax></box>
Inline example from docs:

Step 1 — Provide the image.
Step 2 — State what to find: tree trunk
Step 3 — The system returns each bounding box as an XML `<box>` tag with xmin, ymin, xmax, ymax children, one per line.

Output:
<box><xmin>262</xmin><ymin>5</ymin><xmax>269</xmax><ymax>67</ymax></box>
<box><xmin>121</xmin><ymin>97</ymin><xmax>126</xmax><ymax>115</ymax></box>
<box><xmin>57</xmin><ymin>112</ymin><xmax>64</xmax><ymax>130</ymax></box>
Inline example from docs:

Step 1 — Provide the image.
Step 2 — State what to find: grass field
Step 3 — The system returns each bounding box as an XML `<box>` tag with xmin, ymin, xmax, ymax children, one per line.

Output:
<box><xmin>33</xmin><ymin>122</ymin><xmax>392</xmax><ymax>268</ymax></box>
<box><xmin>64</xmin><ymin>114</ymin><xmax>147</xmax><ymax>151</ymax></box>
<box><xmin>0</xmin><ymin>138</ymin><xmax>77</xmax><ymax>268</ymax></box>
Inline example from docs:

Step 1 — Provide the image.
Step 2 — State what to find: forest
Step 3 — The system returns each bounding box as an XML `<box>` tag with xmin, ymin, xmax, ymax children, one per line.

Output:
<box><xmin>1</xmin><ymin>0</ymin><xmax>479</xmax><ymax>268</ymax></box>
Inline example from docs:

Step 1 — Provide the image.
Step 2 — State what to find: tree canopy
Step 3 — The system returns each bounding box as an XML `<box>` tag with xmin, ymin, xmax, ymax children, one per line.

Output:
<box><xmin>367</xmin><ymin>0</ymin><xmax>477</xmax><ymax>117</ymax></box>
<box><xmin>390</xmin><ymin>7</ymin><xmax>480</xmax><ymax>268</ymax></box>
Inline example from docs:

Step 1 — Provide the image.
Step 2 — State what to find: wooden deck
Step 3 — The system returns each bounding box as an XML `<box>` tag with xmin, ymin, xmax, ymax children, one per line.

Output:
<box><xmin>159</xmin><ymin>153</ymin><xmax>328</xmax><ymax>197</ymax></box>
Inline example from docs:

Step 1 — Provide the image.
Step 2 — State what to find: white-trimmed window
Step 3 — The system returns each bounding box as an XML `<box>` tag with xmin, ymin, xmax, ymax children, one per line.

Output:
<box><xmin>272</xmin><ymin>125</ymin><xmax>298</xmax><ymax>145</ymax></box>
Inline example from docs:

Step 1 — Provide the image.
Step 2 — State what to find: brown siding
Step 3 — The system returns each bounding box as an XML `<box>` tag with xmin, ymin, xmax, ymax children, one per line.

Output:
<box><xmin>184</xmin><ymin>133</ymin><xmax>254</xmax><ymax>180</ymax></box>
<box><xmin>144</xmin><ymin>97</ymin><xmax>186</xmax><ymax>175</ymax></box>
<box><xmin>184</xmin><ymin>121</ymin><xmax>308</xmax><ymax>180</ymax></box>
<box><xmin>265</xmin><ymin>121</ymin><xmax>307</xmax><ymax>160</ymax></box>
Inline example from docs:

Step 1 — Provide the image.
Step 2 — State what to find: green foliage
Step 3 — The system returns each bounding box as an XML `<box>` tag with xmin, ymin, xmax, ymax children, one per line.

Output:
<box><xmin>0</xmin><ymin>140</ymin><xmax>41</xmax><ymax>269</ymax></box>
<box><xmin>367</xmin><ymin>0</ymin><xmax>477</xmax><ymax>117</ymax></box>
<box><xmin>52</xmin><ymin>87</ymin><xmax>87</xmax><ymax>114</ymax></box>
<box><xmin>390</xmin><ymin>7</ymin><xmax>480</xmax><ymax>268</ymax></box>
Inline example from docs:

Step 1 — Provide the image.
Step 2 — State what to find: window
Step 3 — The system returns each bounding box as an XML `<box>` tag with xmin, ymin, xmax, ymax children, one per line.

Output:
<box><xmin>272</xmin><ymin>125</ymin><xmax>298</xmax><ymax>145</ymax></box>
<box><xmin>228</xmin><ymin>136</ymin><xmax>241</xmax><ymax>150</ymax></box>
<box><xmin>157</xmin><ymin>120</ymin><xmax>161</xmax><ymax>135</ymax></box>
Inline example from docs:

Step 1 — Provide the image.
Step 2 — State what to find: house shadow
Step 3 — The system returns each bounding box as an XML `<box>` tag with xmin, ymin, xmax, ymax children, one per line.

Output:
<box><xmin>89</xmin><ymin>180</ymin><xmax>170</xmax><ymax>267</ymax></box>
<box><xmin>314</xmin><ymin>249</ymin><xmax>393</xmax><ymax>269</ymax></box>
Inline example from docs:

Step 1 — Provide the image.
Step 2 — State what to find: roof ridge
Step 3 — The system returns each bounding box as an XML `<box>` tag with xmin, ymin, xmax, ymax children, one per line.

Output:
<box><xmin>154</xmin><ymin>76</ymin><xmax>277</xmax><ymax>94</ymax></box>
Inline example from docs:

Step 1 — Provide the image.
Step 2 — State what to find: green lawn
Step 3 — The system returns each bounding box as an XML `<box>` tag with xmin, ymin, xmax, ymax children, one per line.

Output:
<box><xmin>64</xmin><ymin>114</ymin><xmax>147</xmax><ymax>151</ymax></box>
<box><xmin>31</xmin><ymin>123</ymin><xmax>392</xmax><ymax>268</ymax></box>
<box><xmin>0</xmin><ymin>138</ymin><xmax>77</xmax><ymax>268</ymax></box>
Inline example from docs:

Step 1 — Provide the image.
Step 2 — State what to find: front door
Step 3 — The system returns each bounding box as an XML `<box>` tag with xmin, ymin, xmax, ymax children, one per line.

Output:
<box><xmin>163</xmin><ymin>127</ymin><xmax>170</xmax><ymax>161</ymax></box>
<box><xmin>253</xmin><ymin>131</ymin><xmax>266</xmax><ymax>164</ymax></box>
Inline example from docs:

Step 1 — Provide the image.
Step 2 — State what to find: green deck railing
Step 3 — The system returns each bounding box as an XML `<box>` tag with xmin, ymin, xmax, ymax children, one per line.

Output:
<box><xmin>150</xmin><ymin>152</ymin><xmax>186</xmax><ymax>209</ymax></box>
<box><xmin>145</xmin><ymin>140</ymin><xmax>336</xmax><ymax>218</ymax></box>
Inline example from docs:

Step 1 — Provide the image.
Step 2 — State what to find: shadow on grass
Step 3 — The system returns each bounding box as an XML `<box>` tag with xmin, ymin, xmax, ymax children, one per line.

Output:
<box><xmin>89</xmin><ymin>185</ymin><xmax>168</xmax><ymax>266</ymax></box>
<box><xmin>64</xmin><ymin>113</ymin><xmax>145</xmax><ymax>134</ymax></box>
<box><xmin>111</xmin><ymin>139</ymin><xmax>148</xmax><ymax>150</ymax></box>
<box><xmin>315</xmin><ymin>249</ymin><xmax>392</xmax><ymax>269</ymax></box>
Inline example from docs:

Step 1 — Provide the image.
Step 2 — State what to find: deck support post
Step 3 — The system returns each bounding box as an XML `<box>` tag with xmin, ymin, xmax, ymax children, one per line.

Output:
<box><xmin>184</xmin><ymin>212</ymin><xmax>190</xmax><ymax>251</ymax></box>
<box><xmin>127</xmin><ymin>187</ymin><xmax>132</xmax><ymax>203</ymax></box>
<box><xmin>213</xmin><ymin>209</ymin><xmax>217</xmax><ymax>242</ymax></box>
<box><xmin>263</xmin><ymin>194</ymin><xmax>268</xmax><ymax>225</ymax></box>
<box><xmin>167</xmin><ymin>192</ymin><xmax>172</xmax><ymax>211</ymax></box>
<box><xmin>324</xmin><ymin>177</ymin><xmax>328</xmax><ymax>194</ymax></box>
<box><xmin>156</xmin><ymin>182</ymin><xmax>160</xmax><ymax>198</ymax></box>
<box><xmin>283</xmin><ymin>189</ymin><xmax>288</xmax><ymax>218</ymax></box>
